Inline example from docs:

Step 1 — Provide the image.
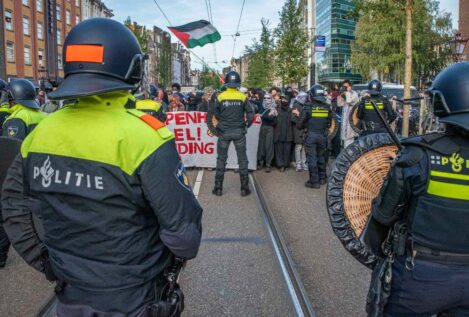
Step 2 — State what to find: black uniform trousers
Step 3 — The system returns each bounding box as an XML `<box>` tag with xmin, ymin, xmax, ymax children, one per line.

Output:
<box><xmin>384</xmin><ymin>256</ymin><xmax>469</xmax><ymax>317</ymax></box>
<box><xmin>0</xmin><ymin>221</ymin><xmax>10</xmax><ymax>263</ymax></box>
<box><xmin>257</xmin><ymin>125</ymin><xmax>274</xmax><ymax>167</ymax></box>
<box><xmin>304</xmin><ymin>132</ymin><xmax>327</xmax><ymax>184</ymax></box>
<box><xmin>215</xmin><ymin>134</ymin><xmax>249</xmax><ymax>182</ymax></box>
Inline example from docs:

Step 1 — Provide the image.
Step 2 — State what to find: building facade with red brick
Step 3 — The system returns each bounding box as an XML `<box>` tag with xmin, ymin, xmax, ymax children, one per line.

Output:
<box><xmin>0</xmin><ymin>0</ymin><xmax>86</xmax><ymax>84</ymax></box>
<box><xmin>459</xmin><ymin>0</ymin><xmax>469</xmax><ymax>61</ymax></box>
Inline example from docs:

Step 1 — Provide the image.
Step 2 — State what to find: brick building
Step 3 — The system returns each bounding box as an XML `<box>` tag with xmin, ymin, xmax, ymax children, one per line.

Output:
<box><xmin>0</xmin><ymin>0</ymin><xmax>81</xmax><ymax>83</ymax></box>
<box><xmin>459</xmin><ymin>0</ymin><xmax>469</xmax><ymax>61</ymax></box>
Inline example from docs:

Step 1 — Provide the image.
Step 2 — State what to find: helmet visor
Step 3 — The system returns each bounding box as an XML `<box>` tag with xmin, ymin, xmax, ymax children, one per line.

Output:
<box><xmin>428</xmin><ymin>89</ymin><xmax>451</xmax><ymax>117</ymax></box>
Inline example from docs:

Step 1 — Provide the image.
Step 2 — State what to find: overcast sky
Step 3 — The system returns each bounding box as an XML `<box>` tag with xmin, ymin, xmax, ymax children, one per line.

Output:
<box><xmin>106</xmin><ymin>0</ymin><xmax>459</xmax><ymax>70</ymax></box>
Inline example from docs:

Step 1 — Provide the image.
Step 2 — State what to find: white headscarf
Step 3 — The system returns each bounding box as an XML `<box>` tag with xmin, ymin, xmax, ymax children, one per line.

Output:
<box><xmin>263</xmin><ymin>93</ymin><xmax>278</xmax><ymax>116</ymax></box>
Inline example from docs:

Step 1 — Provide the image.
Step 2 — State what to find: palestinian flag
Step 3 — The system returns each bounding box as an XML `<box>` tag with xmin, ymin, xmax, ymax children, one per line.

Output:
<box><xmin>168</xmin><ymin>20</ymin><xmax>221</xmax><ymax>49</ymax></box>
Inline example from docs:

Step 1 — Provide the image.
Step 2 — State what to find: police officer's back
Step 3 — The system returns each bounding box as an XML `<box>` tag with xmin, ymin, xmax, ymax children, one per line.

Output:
<box><xmin>1</xmin><ymin>19</ymin><xmax>202</xmax><ymax>317</ymax></box>
<box><xmin>2</xmin><ymin>79</ymin><xmax>46</xmax><ymax>140</ymax></box>
<box><xmin>298</xmin><ymin>85</ymin><xmax>333</xmax><ymax>188</ymax></box>
<box><xmin>369</xmin><ymin>63</ymin><xmax>469</xmax><ymax>316</ymax></box>
<box><xmin>212</xmin><ymin>71</ymin><xmax>254</xmax><ymax>197</ymax></box>
<box><xmin>357</xmin><ymin>80</ymin><xmax>396</xmax><ymax>135</ymax></box>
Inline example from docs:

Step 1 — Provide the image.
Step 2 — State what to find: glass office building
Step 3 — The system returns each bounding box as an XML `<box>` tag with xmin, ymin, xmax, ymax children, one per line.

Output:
<box><xmin>315</xmin><ymin>0</ymin><xmax>361</xmax><ymax>84</ymax></box>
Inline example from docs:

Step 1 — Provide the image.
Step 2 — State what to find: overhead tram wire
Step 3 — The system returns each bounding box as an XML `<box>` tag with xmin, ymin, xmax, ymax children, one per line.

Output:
<box><xmin>205</xmin><ymin>0</ymin><xmax>217</xmax><ymax>64</ymax></box>
<box><xmin>231</xmin><ymin>0</ymin><xmax>246</xmax><ymax>60</ymax></box>
<box><xmin>151</xmin><ymin>0</ymin><xmax>219</xmax><ymax>73</ymax></box>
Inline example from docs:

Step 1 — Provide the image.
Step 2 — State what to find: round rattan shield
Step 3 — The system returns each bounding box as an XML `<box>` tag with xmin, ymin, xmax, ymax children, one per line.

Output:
<box><xmin>328</xmin><ymin>116</ymin><xmax>339</xmax><ymax>141</ymax></box>
<box><xmin>327</xmin><ymin>133</ymin><xmax>399</xmax><ymax>268</ymax></box>
<box><xmin>349</xmin><ymin>104</ymin><xmax>362</xmax><ymax>133</ymax></box>
<box><xmin>206</xmin><ymin>106</ymin><xmax>219</xmax><ymax>136</ymax></box>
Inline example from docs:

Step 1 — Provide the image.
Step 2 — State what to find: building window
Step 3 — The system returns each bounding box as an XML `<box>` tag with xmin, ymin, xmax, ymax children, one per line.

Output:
<box><xmin>75</xmin><ymin>0</ymin><xmax>80</xmax><ymax>7</ymax></box>
<box><xmin>38</xmin><ymin>49</ymin><xmax>44</xmax><ymax>67</ymax></box>
<box><xmin>6</xmin><ymin>42</ymin><xmax>14</xmax><ymax>62</ymax></box>
<box><xmin>24</xmin><ymin>46</ymin><xmax>31</xmax><ymax>65</ymax></box>
<box><xmin>57</xmin><ymin>29</ymin><xmax>61</xmax><ymax>44</ymax></box>
<box><xmin>37</xmin><ymin>22</ymin><xmax>43</xmax><ymax>40</ymax></box>
<box><xmin>76</xmin><ymin>15</ymin><xmax>80</xmax><ymax>24</ymax></box>
<box><xmin>58</xmin><ymin>54</ymin><xmax>63</xmax><ymax>69</ymax></box>
<box><xmin>23</xmin><ymin>16</ymin><xmax>30</xmax><ymax>36</ymax></box>
<box><xmin>66</xmin><ymin>10</ymin><xmax>71</xmax><ymax>24</ymax></box>
<box><xmin>56</xmin><ymin>5</ymin><xmax>61</xmax><ymax>20</ymax></box>
<box><xmin>37</xmin><ymin>0</ymin><xmax>42</xmax><ymax>12</ymax></box>
<box><xmin>23</xmin><ymin>0</ymin><xmax>29</xmax><ymax>6</ymax></box>
<box><xmin>5</xmin><ymin>11</ymin><xmax>13</xmax><ymax>31</ymax></box>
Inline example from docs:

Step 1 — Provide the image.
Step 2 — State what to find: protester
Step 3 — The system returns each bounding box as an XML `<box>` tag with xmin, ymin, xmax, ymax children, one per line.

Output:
<box><xmin>168</xmin><ymin>94</ymin><xmax>185</xmax><ymax>112</ymax></box>
<box><xmin>337</xmin><ymin>79</ymin><xmax>359</xmax><ymax>148</ymax></box>
<box><xmin>291</xmin><ymin>91</ymin><xmax>307</xmax><ymax>172</ymax></box>
<box><xmin>257</xmin><ymin>93</ymin><xmax>277</xmax><ymax>173</ymax></box>
<box><xmin>274</xmin><ymin>95</ymin><xmax>293</xmax><ymax>172</ymax></box>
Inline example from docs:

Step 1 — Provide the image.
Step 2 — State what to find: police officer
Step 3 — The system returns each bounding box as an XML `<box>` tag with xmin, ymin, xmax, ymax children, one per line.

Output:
<box><xmin>0</xmin><ymin>79</ymin><xmax>11</xmax><ymax>135</ymax></box>
<box><xmin>2</xmin><ymin>79</ymin><xmax>46</xmax><ymax>140</ymax></box>
<box><xmin>136</xmin><ymin>84</ymin><xmax>167</xmax><ymax>122</ymax></box>
<box><xmin>212</xmin><ymin>71</ymin><xmax>254</xmax><ymax>197</ymax></box>
<box><xmin>298</xmin><ymin>85</ymin><xmax>333</xmax><ymax>188</ymax></box>
<box><xmin>369</xmin><ymin>63</ymin><xmax>469</xmax><ymax>316</ymax></box>
<box><xmin>356</xmin><ymin>80</ymin><xmax>396</xmax><ymax>135</ymax></box>
<box><xmin>1</xmin><ymin>18</ymin><xmax>202</xmax><ymax>317</ymax></box>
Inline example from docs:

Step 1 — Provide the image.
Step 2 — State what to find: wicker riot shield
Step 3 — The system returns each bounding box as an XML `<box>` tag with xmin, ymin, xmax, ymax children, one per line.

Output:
<box><xmin>327</xmin><ymin>133</ymin><xmax>399</xmax><ymax>268</ymax></box>
<box><xmin>349</xmin><ymin>104</ymin><xmax>362</xmax><ymax>134</ymax></box>
<box><xmin>328</xmin><ymin>116</ymin><xmax>339</xmax><ymax>141</ymax></box>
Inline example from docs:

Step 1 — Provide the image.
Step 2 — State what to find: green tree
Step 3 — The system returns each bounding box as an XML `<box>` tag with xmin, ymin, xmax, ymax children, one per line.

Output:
<box><xmin>274</xmin><ymin>0</ymin><xmax>309</xmax><ymax>85</ymax></box>
<box><xmin>244</xmin><ymin>19</ymin><xmax>275</xmax><ymax>88</ymax></box>
<box><xmin>351</xmin><ymin>0</ymin><xmax>453</xmax><ymax>87</ymax></box>
<box><xmin>199</xmin><ymin>65</ymin><xmax>220</xmax><ymax>89</ymax></box>
<box><xmin>124</xmin><ymin>17</ymin><xmax>150</xmax><ymax>54</ymax></box>
<box><xmin>155</xmin><ymin>38</ymin><xmax>172</xmax><ymax>88</ymax></box>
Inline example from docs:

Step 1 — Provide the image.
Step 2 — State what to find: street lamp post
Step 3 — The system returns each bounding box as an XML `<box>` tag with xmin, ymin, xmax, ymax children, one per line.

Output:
<box><xmin>449</xmin><ymin>33</ymin><xmax>468</xmax><ymax>63</ymax></box>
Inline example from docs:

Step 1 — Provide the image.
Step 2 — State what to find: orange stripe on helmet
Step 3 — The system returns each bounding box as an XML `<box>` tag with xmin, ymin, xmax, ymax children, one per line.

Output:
<box><xmin>66</xmin><ymin>45</ymin><xmax>104</xmax><ymax>63</ymax></box>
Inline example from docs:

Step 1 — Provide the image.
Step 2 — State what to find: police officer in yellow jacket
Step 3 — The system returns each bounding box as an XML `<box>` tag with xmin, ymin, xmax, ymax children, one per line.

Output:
<box><xmin>212</xmin><ymin>71</ymin><xmax>254</xmax><ymax>197</ymax></box>
<box><xmin>2</xmin><ymin>79</ymin><xmax>46</xmax><ymax>140</ymax></box>
<box><xmin>1</xmin><ymin>18</ymin><xmax>202</xmax><ymax>317</ymax></box>
<box><xmin>368</xmin><ymin>63</ymin><xmax>469</xmax><ymax>316</ymax></box>
<box><xmin>136</xmin><ymin>84</ymin><xmax>166</xmax><ymax>123</ymax></box>
<box><xmin>356</xmin><ymin>80</ymin><xmax>396</xmax><ymax>135</ymax></box>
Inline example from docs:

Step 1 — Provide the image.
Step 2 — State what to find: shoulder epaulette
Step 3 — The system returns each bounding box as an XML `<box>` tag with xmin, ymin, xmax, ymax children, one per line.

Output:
<box><xmin>126</xmin><ymin>109</ymin><xmax>172</xmax><ymax>139</ymax></box>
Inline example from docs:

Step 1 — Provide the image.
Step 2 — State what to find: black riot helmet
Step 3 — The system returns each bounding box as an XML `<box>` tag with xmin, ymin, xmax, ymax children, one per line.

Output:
<box><xmin>367</xmin><ymin>79</ymin><xmax>383</xmax><ymax>95</ymax></box>
<box><xmin>7</xmin><ymin>79</ymin><xmax>40</xmax><ymax>109</ymax></box>
<box><xmin>148</xmin><ymin>83</ymin><xmax>159</xmax><ymax>99</ymax></box>
<box><xmin>308</xmin><ymin>84</ymin><xmax>328</xmax><ymax>104</ymax></box>
<box><xmin>224</xmin><ymin>71</ymin><xmax>241</xmax><ymax>88</ymax></box>
<box><xmin>48</xmin><ymin>18</ymin><xmax>146</xmax><ymax>100</ymax></box>
<box><xmin>427</xmin><ymin>62</ymin><xmax>469</xmax><ymax>130</ymax></box>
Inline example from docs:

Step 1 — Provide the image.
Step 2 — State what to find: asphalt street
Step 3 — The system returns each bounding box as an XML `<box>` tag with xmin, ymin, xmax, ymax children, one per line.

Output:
<box><xmin>0</xmin><ymin>248</ymin><xmax>54</xmax><ymax>317</ymax></box>
<box><xmin>181</xmin><ymin>170</ymin><xmax>295</xmax><ymax>317</ymax></box>
<box><xmin>256</xmin><ymin>167</ymin><xmax>371</xmax><ymax>317</ymax></box>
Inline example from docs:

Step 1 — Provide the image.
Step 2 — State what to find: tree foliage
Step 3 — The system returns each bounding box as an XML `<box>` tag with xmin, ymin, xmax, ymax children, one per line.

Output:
<box><xmin>244</xmin><ymin>19</ymin><xmax>275</xmax><ymax>88</ymax></box>
<box><xmin>351</xmin><ymin>0</ymin><xmax>453</xmax><ymax>87</ymax></box>
<box><xmin>124</xmin><ymin>17</ymin><xmax>150</xmax><ymax>54</ymax></box>
<box><xmin>274</xmin><ymin>0</ymin><xmax>309</xmax><ymax>85</ymax></box>
<box><xmin>199</xmin><ymin>65</ymin><xmax>220</xmax><ymax>89</ymax></box>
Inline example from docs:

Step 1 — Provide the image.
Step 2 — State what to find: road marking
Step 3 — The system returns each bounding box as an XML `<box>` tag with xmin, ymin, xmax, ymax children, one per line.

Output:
<box><xmin>193</xmin><ymin>169</ymin><xmax>204</xmax><ymax>198</ymax></box>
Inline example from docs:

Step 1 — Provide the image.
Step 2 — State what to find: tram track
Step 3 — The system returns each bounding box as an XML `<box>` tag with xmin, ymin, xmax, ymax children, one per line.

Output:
<box><xmin>250</xmin><ymin>173</ymin><xmax>317</xmax><ymax>317</ymax></box>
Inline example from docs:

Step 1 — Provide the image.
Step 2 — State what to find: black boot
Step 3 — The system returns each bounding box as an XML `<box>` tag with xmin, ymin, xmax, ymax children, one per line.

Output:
<box><xmin>305</xmin><ymin>181</ymin><xmax>320</xmax><ymax>189</ymax></box>
<box><xmin>320</xmin><ymin>178</ymin><xmax>327</xmax><ymax>185</ymax></box>
<box><xmin>240</xmin><ymin>176</ymin><xmax>251</xmax><ymax>197</ymax></box>
<box><xmin>212</xmin><ymin>180</ymin><xmax>223</xmax><ymax>196</ymax></box>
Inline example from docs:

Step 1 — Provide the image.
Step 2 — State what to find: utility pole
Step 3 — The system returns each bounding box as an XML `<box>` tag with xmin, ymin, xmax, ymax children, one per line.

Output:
<box><xmin>402</xmin><ymin>0</ymin><xmax>413</xmax><ymax>137</ymax></box>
